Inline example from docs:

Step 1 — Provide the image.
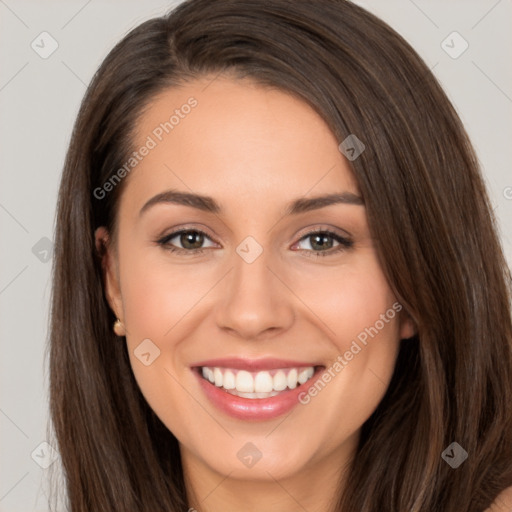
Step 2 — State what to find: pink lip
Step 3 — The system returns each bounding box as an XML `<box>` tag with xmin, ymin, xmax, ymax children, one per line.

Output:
<box><xmin>190</xmin><ymin>357</ymin><xmax>319</xmax><ymax>372</ymax></box>
<box><xmin>192</xmin><ymin>362</ymin><xmax>324</xmax><ymax>421</ymax></box>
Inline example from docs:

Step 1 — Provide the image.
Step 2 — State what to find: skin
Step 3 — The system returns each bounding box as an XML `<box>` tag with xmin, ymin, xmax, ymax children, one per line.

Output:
<box><xmin>487</xmin><ymin>487</ymin><xmax>512</xmax><ymax>512</ymax></box>
<box><xmin>96</xmin><ymin>75</ymin><xmax>415</xmax><ymax>512</ymax></box>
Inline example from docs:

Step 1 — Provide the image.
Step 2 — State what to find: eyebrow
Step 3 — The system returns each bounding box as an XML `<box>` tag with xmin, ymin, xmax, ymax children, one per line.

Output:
<box><xmin>139</xmin><ymin>189</ymin><xmax>364</xmax><ymax>217</ymax></box>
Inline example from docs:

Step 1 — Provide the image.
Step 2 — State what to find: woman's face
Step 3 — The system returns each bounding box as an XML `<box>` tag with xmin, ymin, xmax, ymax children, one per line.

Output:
<box><xmin>97</xmin><ymin>76</ymin><xmax>414</xmax><ymax>483</ymax></box>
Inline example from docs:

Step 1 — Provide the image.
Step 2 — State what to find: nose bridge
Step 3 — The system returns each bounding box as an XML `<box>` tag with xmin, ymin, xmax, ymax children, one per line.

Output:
<box><xmin>233</xmin><ymin>240</ymin><xmax>273</xmax><ymax>295</ymax></box>
<box><xmin>214</xmin><ymin>237</ymin><xmax>294</xmax><ymax>339</ymax></box>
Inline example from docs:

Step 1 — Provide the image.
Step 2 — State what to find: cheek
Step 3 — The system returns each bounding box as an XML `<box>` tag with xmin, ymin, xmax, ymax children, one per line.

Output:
<box><xmin>290</xmin><ymin>255</ymin><xmax>400</xmax><ymax>348</ymax></box>
<box><xmin>114</xmin><ymin>235</ymin><xmax>403</xmax><ymax>471</ymax></box>
<box><xmin>290</xmin><ymin>256</ymin><xmax>402</xmax><ymax>417</ymax></box>
<box><xmin>115</xmin><ymin>245</ymin><xmax>227</xmax><ymax>413</ymax></box>
<box><xmin>118</xmin><ymin>246</ymin><xmax>217</xmax><ymax>338</ymax></box>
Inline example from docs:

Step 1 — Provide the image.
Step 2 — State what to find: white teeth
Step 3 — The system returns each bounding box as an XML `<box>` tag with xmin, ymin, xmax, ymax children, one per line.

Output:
<box><xmin>287</xmin><ymin>368</ymin><xmax>298</xmax><ymax>389</ymax></box>
<box><xmin>298</xmin><ymin>367</ymin><xmax>314</xmax><ymax>384</ymax></box>
<box><xmin>273</xmin><ymin>370</ymin><xmax>287</xmax><ymax>391</ymax></box>
<box><xmin>213</xmin><ymin>368</ymin><xmax>223</xmax><ymax>387</ymax></box>
<box><xmin>254</xmin><ymin>371</ymin><xmax>273</xmax><ymax>393</ymax></box>
<box><xmin>227</xmin><ymin>389</ymin><xmax>282</xmax><ymax>399</ymax></box>
<box><xmin>201</xmin><ymin>365</ymin><xmax>316</xmax><ymax>395</ymax></box>
<box><xmin>223</xmin><ymin>370</ymin><xmax>236</xmax><ymax>390</ymax></box>
<box><xmin>236</xmin><ymin>370</ymin><xmax>254</xmax><ymax>392</ymax></box>
<box><xmin>202</xmin><ymin>367</ymin><xmax>215</xmax><ymax>383</ymax></box>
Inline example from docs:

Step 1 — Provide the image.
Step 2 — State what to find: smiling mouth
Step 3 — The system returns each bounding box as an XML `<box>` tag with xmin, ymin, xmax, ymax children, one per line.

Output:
<box><xmin>197</xmin><ymin>365</ymin><xmax>323</xmax><ymax>399</ymax></box>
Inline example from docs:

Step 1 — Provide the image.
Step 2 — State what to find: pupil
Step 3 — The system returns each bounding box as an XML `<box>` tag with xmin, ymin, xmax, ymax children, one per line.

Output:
<box><xmin>181</xmin><ymin>231</ymin><xmax>204</xmax><ymax>249</ymax></box>
<box><xmin>311</xmin><ymin>234</ymin><xmax>332</xmax><ymax>251</ymax></box>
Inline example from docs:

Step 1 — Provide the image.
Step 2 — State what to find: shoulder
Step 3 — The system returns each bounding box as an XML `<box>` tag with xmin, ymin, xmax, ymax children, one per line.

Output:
<box><xmin>484</xmin><ymin>486</ymin><xmax>512</xmax><ymax>512</ymax></box>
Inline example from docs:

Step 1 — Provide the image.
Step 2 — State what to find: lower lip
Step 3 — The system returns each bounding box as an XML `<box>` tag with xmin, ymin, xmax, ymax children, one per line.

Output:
<box><xmin>194</xmin><ymin>367</ymin><xmax>322</xmax><ymax>421</ymax></box>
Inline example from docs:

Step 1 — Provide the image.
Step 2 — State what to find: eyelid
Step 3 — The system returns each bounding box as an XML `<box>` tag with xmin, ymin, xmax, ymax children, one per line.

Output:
<box><xmin>157</xmin><ymin>224</ymin><xmax>218</xmax><ymax>243</ymax></box>
<box><xmin>156</xmin><ymin>225</ymin><xmax>350</xmax><ymax>243</ymax></box>
<box><xmin>156</xmin><ymin>223</ymin><xmax>354</xmax><ymax>255</ymax></box>
<box><xmin>155</xmin><ymin>225</ymin><xmax>220</xmax><ymax>256</ymax></box>
<box><xmin>293</xmin><ymin>223</ymin><xmax>353</xmax><ymax>242</ymax></box>
<box><xmin>290</xmin><ymin>227</ymin><xmax>353</xmax><ymax>253</ymax></box>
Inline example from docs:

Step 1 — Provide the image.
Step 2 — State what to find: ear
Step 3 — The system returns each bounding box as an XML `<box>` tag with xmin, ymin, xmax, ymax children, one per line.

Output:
<box><xmin>95</xmin><ymin>226</ymin><xmax>124</xmax><ymax>324</ymax></box>
<box><xmin>399</xmin><ymin>309</ymin><xmax>417</xmax><ymax>340</ymax></box>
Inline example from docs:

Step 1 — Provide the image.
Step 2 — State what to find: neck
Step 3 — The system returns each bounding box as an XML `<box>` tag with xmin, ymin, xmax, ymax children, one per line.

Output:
<box><xmin>181</xmin><ymin>435</ymin><xmax>357</xmax><ymax>512</ymax></box>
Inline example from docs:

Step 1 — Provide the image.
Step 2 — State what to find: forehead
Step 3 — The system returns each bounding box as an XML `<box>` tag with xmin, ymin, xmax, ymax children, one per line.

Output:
<box><xmin>122</xmin><ymin>76</ymin><xmax>359</xmax><ymax>215</ymax></box>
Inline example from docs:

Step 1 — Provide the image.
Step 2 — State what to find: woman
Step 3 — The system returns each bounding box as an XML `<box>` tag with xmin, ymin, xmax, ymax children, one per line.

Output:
<box><xmin>48</xmin><ymin>0</ymin><xmax>512</xmax><ymax>510</ymax></box>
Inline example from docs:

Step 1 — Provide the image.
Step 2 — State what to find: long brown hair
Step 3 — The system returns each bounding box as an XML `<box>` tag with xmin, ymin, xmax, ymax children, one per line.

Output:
<box><xmin>48</xmin><ymin>0</ymin><xmax>512</xmax><ymax>510</ymax></box>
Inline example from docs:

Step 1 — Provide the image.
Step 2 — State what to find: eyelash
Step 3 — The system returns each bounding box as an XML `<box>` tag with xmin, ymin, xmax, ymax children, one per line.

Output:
<box><xmin>156</xmin><ymin>227</ymin><xmax>353</xmax><ymax>258</ymax></box>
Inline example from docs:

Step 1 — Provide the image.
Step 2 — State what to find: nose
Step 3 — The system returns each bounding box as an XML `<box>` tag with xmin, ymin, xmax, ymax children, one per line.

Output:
<box><xmin>214</xmin><ymin>247</ymin><xmax>295</xmax><ymax>340</ymax></box>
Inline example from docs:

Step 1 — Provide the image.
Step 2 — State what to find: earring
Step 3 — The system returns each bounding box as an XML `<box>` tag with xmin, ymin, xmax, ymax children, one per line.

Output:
<box><xmin>113</xmin><ymin>318</ymin><xmax>125</xmax><ymax>336</ymax></box>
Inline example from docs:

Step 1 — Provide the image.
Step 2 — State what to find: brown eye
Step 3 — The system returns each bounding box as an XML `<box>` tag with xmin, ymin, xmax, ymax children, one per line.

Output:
<box><xmin>308</xmin><ymin>233</ymin><xmax>335</xmax><ymax>251</ymax></box>
<box><xmin>293</xmin><ymin>230</ymin><xmax>353</xmax><ymax>256</ymax></box>
<box><xmin>157</xmin><ymin>229</ymin><xmax>217</xmax><ymax>253</ymax></box>
<box><xmin>180</xmin><ymin>231</ymin><xmax>205</xmax><ymax>249</ymax></box>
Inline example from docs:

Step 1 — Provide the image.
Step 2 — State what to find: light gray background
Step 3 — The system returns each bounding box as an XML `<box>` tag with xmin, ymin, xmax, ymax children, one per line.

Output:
<box><xmin>1</xmin><ymin>1</ymin><xmax>511</xmax><ymax>510</ymax></box>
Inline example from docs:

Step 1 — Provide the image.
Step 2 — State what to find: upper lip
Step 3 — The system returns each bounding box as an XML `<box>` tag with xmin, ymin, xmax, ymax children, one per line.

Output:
<box><xmin>191</xmin><ymin>357</ymin><xmax>323</xmax><ymax>372</ymax></box>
